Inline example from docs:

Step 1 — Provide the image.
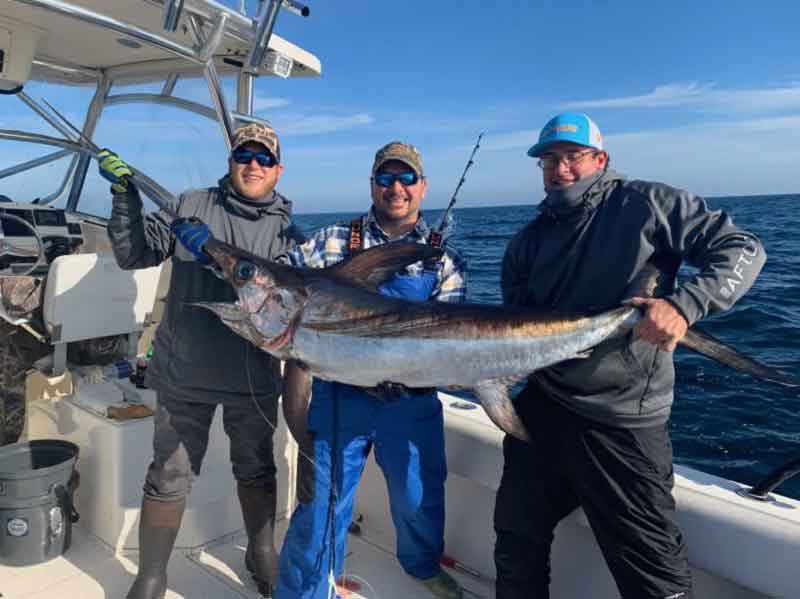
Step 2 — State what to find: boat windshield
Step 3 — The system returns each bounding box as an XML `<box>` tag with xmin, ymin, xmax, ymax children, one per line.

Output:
<box><xmin>0</xmin><ymin>0</ymin><xmax>320</xmax><ymax>219</ymax></box>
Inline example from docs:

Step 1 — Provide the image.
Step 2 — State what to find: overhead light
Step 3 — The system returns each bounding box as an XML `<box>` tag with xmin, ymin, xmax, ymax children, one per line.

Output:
<box><xmin>263</xmin><ymin>50</ymin><xmax>293</xmax><ymax>79</ymax></box>
<box><xmin>116</xmin><ymin>37</ymin><xmax>142</xmax><ymax>49</ymax></box>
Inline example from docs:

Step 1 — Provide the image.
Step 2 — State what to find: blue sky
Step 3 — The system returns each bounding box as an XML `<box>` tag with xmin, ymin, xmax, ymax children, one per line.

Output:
<box><xmin>3</xmin><ymin>0</ymin><xmax>800</xmax><ymax>214</ymax></box>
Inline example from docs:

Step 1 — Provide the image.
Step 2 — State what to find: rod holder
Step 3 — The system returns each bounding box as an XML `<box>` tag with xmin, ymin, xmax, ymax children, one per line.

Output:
<box><xmin>162</xmin><ymin>0</ymin><xmax>185</xmax><ymax>32</ymax></box>
<box><xmin>282</xmin><ymin>0</ymin><xmax>310</xmax><ymax>17</ymax></box>
<box><xmin>248</xmin><ymin>0</ymin><xmax>281</xmax><ymax>70</ymax></box>
<box><xmin>738</xmin><ymin>456</ymin><xmax>800</xmax><ymax>502</ymax></box>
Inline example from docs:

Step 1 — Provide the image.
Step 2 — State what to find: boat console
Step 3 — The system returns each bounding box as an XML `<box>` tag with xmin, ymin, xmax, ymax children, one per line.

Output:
<box><xmin>0</xmin><ymin>202</ymin><xmax>84</xmax><ymax>274</ymax></box>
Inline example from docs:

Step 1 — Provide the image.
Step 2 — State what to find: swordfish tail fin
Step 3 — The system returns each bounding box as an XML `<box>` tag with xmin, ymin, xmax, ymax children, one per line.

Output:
<box><xmin>681</xmin><ymin>327</ymin><xmax>800</xmax><ymax>388</ymax></box>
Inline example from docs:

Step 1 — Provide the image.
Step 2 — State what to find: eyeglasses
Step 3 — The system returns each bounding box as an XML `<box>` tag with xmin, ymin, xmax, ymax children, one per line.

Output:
<box><xmin>373</xmin><ymin>171</ymin><xmax>419</xmax><ymax>188</ymax></box>
<box><xmin>231</xmin><ymin>148</ymin><xmax>277</xmax><ymax>168</ymax></box>
<box><xmin>537</xmin><ymin>150</ymin><xmax>596</xmax><ymax>170</ymax></box>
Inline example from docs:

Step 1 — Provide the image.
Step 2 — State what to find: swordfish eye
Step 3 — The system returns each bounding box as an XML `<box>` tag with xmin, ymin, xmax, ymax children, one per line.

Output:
<box><xmin>234</xmin><ymin>259</ymin><xmax>256</xmax><ymax>284</ymax></box>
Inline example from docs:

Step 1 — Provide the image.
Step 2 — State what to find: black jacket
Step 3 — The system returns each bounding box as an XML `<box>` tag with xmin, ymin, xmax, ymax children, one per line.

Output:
<box><xmin>502</xmin><ymin>169</ymin><xmax>765</xmax><ymax>427</ymax></box>
<box><xmin>107</xmin><ymin>176</ymin><xmax>301</xmax><ymax>402</ymax></box>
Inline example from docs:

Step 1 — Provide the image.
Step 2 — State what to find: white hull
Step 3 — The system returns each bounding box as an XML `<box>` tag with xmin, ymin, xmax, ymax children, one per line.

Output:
<box><xmin>5</xmin><ymin>375</ymin><xmax>799</xmax><ymax>599</ymax></box>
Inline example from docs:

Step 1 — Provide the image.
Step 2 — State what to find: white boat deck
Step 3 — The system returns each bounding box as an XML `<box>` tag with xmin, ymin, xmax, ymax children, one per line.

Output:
<box><xmin>0</xmin><ymin>518</ymin><xmax>492</xmax><ymax>599</ymax></box>
<box><xmin>5</xmin><ymin>382</ymin><xmax>800</xmax><ymax>599</ymax></box>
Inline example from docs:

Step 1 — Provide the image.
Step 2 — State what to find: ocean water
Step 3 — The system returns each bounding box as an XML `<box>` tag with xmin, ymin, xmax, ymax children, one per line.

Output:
<box><xmin>294</xmin><ymin>195</ymin><xmax>800</xmax><ymax>500</ymax></box>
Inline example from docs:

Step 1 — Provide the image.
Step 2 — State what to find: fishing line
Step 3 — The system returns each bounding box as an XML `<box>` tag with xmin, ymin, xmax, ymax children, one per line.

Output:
<box><xmin>326</xmin><ymin>383</ymin><xmax>340</xmax><ymax>599</ymax></box>
<box><xmin>244</xmin><ymin>342</ymin><xmax>347</xmax><ymax>599</ymax></box>
<box><xmin>244</xmin><ymin>342</ymin><xmax>319</xmax><ymax>473</ymax></box>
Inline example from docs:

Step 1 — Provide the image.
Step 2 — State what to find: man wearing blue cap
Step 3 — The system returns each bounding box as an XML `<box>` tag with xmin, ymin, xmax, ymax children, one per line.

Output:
<box><xmin>495</xmin><ymin>113</ymin><xmax>765</xmax><ymax>599</ymax></box>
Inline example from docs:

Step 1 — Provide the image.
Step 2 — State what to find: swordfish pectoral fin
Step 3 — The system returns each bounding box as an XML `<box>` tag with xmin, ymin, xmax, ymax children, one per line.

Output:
<box><xmin>473</xmin><ymin>379</ymin><xmax>531</xmax><ymax>442</ymax></box>
<box><xmin>282</xmin><ymin>360</ymin><xmax>314</xmax><ymax>445</ymax></box>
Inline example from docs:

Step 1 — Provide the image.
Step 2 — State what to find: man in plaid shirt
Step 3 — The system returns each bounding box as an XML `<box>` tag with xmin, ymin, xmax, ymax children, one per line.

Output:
<box><xmin>289</xmin><ymin>208</ymin><xmax>466</xmax><ymax>303</ymax></box>
<box><xmin>275</xmin><ymin>142</ymin><xmax>467</xmax><ymax>599</ymax></box>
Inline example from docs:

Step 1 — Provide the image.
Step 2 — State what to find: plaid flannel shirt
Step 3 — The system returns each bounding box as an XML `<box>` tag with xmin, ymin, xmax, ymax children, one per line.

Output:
<box><xmin>287</xmin><ymin>209</ymin><xmax>467</xmax><ymax>303</ymax></box>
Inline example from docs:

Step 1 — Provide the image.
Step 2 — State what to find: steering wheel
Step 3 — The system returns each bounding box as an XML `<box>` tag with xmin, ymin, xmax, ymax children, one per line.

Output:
<box><xmin>0</xmin><ymin>213</ymin><xmax>46</xmax><ymax>277</ymax></box>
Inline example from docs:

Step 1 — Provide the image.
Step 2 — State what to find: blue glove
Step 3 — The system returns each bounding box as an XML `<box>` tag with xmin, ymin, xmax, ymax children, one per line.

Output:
<box><xmin>97</xmin><ymin>149</ymin><xmax>132</xmax><ymax>193</ymax></box>
<box><xmin>170</xmin><ymin>217</ymin><xmax>211</xmax><ymax>264</ymax></box>
<box><xmin>378</xmin><ymin>269</ymin><xmax>438</xmax><ymax>301</ymax></box>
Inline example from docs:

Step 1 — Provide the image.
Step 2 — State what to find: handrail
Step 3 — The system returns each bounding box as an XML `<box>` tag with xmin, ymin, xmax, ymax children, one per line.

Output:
<box><xmin>0</xmin><ymin>150</ymin><xmax>71</xmax><ymax>180</ymax></box>
<box><xmin>104</xmin><ymin>93</ymin><xmax>272</xmax><ymax>129</ymax></box>
<box><xmin>106</xmin><ymin>93</ymin><xmax>216</xmax><ymax>121</ymax></box>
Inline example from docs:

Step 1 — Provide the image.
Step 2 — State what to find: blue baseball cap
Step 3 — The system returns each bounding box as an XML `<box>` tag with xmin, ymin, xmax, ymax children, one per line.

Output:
<box><xmin>527</xmin><ymin>112</ymin><xmax>603</xmax><ymax>158</ymax></box>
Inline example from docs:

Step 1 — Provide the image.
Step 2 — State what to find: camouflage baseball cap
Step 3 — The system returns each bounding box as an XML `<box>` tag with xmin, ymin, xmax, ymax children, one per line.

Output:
<box><xmin>372</xmin><ymin>141</ymin><xmax>423</xmax><ymax>177</ymax></box>
<box><xmin>231</xmin><ymin>122</ymin><xmax>281</xmax><ymax>162</ymax></box>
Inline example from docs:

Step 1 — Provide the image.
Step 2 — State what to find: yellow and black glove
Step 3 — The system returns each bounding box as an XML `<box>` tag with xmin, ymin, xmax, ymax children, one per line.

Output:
<box><xmin>97</xmin><ymin>149</ymin><xmax>132</xmax><ymax>193</ymax></box>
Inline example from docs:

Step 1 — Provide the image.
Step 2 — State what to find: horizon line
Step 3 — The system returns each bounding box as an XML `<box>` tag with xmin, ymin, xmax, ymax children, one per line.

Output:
<box><xmin>291</xmin><ymin>192</ymin><xmax>799</xmax><ymax>216</ymax></box>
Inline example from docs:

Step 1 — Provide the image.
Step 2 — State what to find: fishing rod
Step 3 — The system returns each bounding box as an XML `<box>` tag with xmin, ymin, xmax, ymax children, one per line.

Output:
<box><xmin>430</xmin><ymin>132</ymin><xmax>483</xmax><ymax>247</ymax></box>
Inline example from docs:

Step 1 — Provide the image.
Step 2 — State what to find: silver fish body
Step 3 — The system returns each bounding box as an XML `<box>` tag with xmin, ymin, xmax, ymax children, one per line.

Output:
<box><xmin>200</xmin><ymin>238</ymin><xmax>798</xmax><ymax>443</ymax></box>
<box><xmin>291</xmin><ymin>302</ymin><xmax>638</xmax><ymax>389</ymax></box>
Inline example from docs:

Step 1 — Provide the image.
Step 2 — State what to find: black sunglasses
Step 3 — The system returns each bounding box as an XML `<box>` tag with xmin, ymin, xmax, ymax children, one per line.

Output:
<box><xmin>373</xmin><ymin>171</ymin><xmax>419</xmax><ymax>188</ymax></box>
<box><xmin>231</xmin><ymin>148</ymin><xmax>277</xmax><ymax>168</ymax></box>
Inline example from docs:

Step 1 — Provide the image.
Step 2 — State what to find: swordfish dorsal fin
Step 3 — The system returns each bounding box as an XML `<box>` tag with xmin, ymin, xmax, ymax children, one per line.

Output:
<box><xmin>324</xmin><ymin>242</ymin><xmax>444</xmax><ymax>291</ymax></box>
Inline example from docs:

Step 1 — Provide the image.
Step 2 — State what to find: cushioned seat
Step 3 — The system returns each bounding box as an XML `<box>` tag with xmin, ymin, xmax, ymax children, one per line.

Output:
<box><xmin>42</xmin><ymin>252</ymin><xmax>162</xmax><ymax>373</ymax></box>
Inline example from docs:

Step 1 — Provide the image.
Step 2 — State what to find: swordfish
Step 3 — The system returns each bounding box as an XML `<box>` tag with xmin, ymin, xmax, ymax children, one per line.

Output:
<box><xmin>198</xmin><ymin>238</ymin><xmax>799</xmax><ymax>443</ymax></box>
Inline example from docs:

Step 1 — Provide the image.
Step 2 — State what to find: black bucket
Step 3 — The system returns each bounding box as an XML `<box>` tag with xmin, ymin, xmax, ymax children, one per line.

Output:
<box><xmin>0</xmin><ymin>440</ymin><xmax>80</xmax><ymax>566</ymax></box>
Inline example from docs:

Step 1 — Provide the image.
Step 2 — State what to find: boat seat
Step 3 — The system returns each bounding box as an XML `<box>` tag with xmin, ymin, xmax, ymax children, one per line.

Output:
<box><xmin>41</xmin><ymin>252</ymin><xmax>162</xmax><ymax>374</ymax></box>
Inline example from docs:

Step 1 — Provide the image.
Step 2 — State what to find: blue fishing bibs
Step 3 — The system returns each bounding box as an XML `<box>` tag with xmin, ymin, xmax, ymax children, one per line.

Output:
<box><xmin>349</xmin><ymin>217</ymin><xmax>440</xmax><ymax>301</ymax></box>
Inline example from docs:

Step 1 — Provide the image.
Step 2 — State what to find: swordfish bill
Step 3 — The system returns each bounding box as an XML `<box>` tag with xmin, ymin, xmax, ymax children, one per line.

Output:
<box><xmin>198</xmin><ymin>238</ymin><xmax>799</xmax><ymax>443</ymax></box>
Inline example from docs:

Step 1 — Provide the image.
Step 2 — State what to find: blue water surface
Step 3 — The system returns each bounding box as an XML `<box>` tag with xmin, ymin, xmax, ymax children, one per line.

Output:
<box><xmin>294</xmin><ymin>195</ymin><xmax>800</xmax><ymax>499</ymax></box>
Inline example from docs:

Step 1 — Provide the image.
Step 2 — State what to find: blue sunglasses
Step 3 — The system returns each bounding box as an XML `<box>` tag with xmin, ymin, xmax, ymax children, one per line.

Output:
<box><xmin>373</xmin><ymin>171</ymin><xmax>419</xmax><ymax>188</ymax></box>
<box><xmin>231</xmin><ymin>148</ymin><xmax>277</xmax><ymax>167</ymax></box>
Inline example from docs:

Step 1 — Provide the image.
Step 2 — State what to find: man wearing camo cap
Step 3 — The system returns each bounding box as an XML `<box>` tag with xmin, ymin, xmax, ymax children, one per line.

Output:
<box><xmin>99</xmin><ymin>121</ymin><xmax>302</xmax><ymax>599</ymax></box>
<box><xmin>275</xmin><ymin>141</ymin><xmax>468</xmax><ymax>599</ymax></box>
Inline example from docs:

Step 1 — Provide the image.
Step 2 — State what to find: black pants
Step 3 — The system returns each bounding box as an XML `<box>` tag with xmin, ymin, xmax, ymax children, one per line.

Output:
<box><xmin>144</xmin><ymin>391</ymin><xmax>278</xmax><ymax>501</ymax></box>
<box><xmin>493</xmin><ymin>386</ymin><xmax>693</xmax><ymax>599</ymax></box>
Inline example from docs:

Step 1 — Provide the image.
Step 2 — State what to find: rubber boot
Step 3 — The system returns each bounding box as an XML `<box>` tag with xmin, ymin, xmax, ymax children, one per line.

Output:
<box><xmin>238</xmin><ymin>481</ymin><xmax>278</xmax><ymax>598</ymax></box>
<box><xmin>126</xmin><ymin>497</ymin><xmax>185</xmax><ymax>599</ymax></box>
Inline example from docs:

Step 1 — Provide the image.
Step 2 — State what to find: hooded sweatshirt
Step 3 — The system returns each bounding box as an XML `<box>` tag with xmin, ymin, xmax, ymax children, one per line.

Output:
<box><xmin>502</xmin><ymin>169</ymin><xmax>765</xmax><ymax>428</ymax></box>
<box><xmin>108</xmin><ymin>176</ymin><xmax>302</xmax><ymax>403</ymax></box>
